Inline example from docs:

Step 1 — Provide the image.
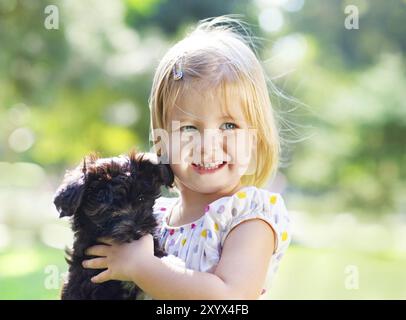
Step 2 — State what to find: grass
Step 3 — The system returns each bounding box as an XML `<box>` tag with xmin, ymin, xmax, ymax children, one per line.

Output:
<box><xmin>0</xmin><ymin>244</ymin><xmax>405</xmax><ymax>299</ymax></box>
<box><xmin>0</xmin><ymin>245</ymin><xmax>66</xmax><ymax>300</ymax></box>
<box><xmin>269</xmin><ymin>246</ymin><xmax>406</xmax><ymax>299</ymax></box>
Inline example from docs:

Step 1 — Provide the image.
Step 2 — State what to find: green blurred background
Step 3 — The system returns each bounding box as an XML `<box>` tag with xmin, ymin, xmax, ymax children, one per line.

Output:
<box><xmin>0</xmin><ymin>0</ymin><xmax>405</xmax><ymax>299</ymax></box>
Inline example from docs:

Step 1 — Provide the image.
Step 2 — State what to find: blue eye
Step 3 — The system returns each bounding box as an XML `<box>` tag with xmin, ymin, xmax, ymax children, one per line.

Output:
<box><xmin>220</xmin><ymin>122</ymin><xmax>237</xmax><ymax>130</ymax></box>
<box><xmin>180</xmin><ymin>125</ymin><xmax>197</xmax><ymax>132</ymax></box>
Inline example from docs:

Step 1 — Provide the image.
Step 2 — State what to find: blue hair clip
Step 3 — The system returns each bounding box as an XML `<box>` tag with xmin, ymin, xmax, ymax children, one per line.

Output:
<box><xmin>173</xmin><ymin>59</ymin><xmax>183</xmax><ymax>80</ymax></box>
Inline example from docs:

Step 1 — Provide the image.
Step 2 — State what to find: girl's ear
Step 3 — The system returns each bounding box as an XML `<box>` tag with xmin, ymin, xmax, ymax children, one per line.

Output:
<box><xmin>53</xmin><ymin>160</ymin><xmax>87</xmax><ymax>218</ymax></box>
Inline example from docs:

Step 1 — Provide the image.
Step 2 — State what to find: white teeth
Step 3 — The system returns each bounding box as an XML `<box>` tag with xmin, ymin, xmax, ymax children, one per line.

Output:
<box><xmin>194</xmin><ymin>161</ymin><xmax>224</xmax><ymax>169</ymax></box>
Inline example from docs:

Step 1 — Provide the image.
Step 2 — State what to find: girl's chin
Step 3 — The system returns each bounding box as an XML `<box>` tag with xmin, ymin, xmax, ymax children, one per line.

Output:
<box><xmin>187</xmin><ymin>180</ymin><xmax>233</xmax><ymax>194</ymax></box>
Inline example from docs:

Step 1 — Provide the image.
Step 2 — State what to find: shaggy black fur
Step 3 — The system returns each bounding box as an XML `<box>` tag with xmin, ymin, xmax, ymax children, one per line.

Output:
<box><xmin>53</xmin><ymin>150</ymin><xmax>174</xmax><ymax>300</ymax></box>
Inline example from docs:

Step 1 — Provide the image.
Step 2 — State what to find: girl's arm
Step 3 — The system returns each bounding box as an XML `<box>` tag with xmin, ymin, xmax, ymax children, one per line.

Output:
<box><xmin>138</xmin><ymin>219</ymin><xmax>275</xmax><ymax>299</ymax></box>
<box><xmin>84</xmin><ymin>219</ymin><xmax>275</xmax><ymax>300</ymax></box>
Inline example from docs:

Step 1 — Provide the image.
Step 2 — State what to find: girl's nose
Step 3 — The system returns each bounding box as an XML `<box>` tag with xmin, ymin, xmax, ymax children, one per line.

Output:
<box><xmin>200</xmin><ymin>129</ymin><xmax>224</xmax><ymax>162</ymax></box>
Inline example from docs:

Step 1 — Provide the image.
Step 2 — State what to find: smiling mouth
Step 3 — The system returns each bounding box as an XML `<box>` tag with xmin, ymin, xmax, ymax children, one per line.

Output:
<box><xmin>191</xmin><ymin>161</ymin><xmax>227</xmax><ymax>174</ymax></box>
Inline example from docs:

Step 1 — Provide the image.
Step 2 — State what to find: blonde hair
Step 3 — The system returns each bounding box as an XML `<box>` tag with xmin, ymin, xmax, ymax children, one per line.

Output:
<box><xmin>148</xmin><ymin>16</ymin><xmax>280</xmax><ymax>187</ymax></box>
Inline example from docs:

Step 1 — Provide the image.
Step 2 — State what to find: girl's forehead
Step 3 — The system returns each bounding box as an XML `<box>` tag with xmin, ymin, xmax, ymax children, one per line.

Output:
<box><xmin>169</xmin><ymin>84</ymin><xmax>246</xmax><ymax>122</ymax></box>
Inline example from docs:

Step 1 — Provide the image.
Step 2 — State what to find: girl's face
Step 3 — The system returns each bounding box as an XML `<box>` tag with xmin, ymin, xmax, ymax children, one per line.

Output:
<box><xmin>165</xmin><ymin>86</ymin><xmax>256</xmax><ymax>194</ymax></box>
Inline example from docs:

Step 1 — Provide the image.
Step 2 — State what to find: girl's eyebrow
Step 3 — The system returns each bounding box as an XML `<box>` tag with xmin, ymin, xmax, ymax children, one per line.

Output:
<box><xmin>220</xmin><ymin>115</ymin><xmax>239</xmax><ymax>121</ymax></box>
<box><xmin>173</xmin><ymin>104</ymin><xmax>246</xmax><ymax>123</ymax></box>
<box><xmin>175</xmin><ymin>115</ymin><xmax>246</xmax><ymax>124</ymax></box>
<box><xmin>176</xmin><ymin>117</ymin><xmax>200</xmax><ymax>123</ymax></box>
<box><xmin>219</xmin><ymin>115</ymin><xmax>248</xmax><ymax>124</ymax></box>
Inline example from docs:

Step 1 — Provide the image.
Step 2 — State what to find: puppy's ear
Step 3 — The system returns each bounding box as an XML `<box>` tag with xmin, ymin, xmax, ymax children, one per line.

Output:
<box><xmin>53</xmin><ymin>159</ymin><xmax>87</xmax><ymax>218</ymax></box>
<box><xmin>128</xmin><ymin>151</ymin><xmax>174</xmax><ymax>187</ymax></box>
<box><xmin>155</xmin><ymin>163</ymin><xmax>174</xmax><ymax>187</ymax></box>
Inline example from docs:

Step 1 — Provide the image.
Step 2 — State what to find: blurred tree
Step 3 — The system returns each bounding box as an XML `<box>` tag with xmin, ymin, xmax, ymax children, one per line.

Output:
<box><xmin>278</xmin><ymin>0</ymin><xmax>406</xmax><ymax>214</ymax></box>
<box><xmin>287</xmin><ymin>0</ymin><xmax>406</xmax><ymax>69</ymax></box>
<box><xmin>124</xmin><ymin>0</ymin><xmax>249</xmax><ymax>34</ymax></box>
<box><xmin>0</xmin><ymin>0</ymin><xmax>404</xmax><ymax>215</ymax></box>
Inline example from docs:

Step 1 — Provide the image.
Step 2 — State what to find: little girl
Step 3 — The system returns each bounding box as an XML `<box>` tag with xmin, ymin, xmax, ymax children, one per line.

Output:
<box><xmin>82</xmin><ymin>16</ymin><xmax>291</xmax><ymax>300</ymax></box>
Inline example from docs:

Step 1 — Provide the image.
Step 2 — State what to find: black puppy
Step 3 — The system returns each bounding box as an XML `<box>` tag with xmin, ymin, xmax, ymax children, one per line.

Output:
<box><xmin>53</xmin><ymin>150</ymin><xmax>173</xmax><ymax>300</ymax></box>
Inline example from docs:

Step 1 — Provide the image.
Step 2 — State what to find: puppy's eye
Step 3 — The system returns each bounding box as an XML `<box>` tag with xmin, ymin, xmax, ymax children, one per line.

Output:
<box><xmin>96</xmin><ymin>188</ymin><xmax>113</xmax><ymax>204</ymax></box>
<box><xmin>137</xmin><ymin>195</ymin><xmax>145</xmax><ymax>202</ymax></box>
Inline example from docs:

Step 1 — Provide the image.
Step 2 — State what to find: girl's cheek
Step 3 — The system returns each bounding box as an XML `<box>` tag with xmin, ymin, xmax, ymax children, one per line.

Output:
<box><xmin>242</xmin><ymin>134</ymin><xmax>258</xmax><ymax>176</ymax></box>
<box><xmin>168</xmin><ymin>140</ymin><xmax>179</xmax><ymax>165</ymax></box>
<box><xmin>225</xmin><ymin>130</ymin><xmax>256</xmax><ymax>174</ymax></box>
<box><xmin>223</xmin><ymin>130</ymin><xmax>248</xmax><ymax>165</ymax></box>
<box><xmin>168</xmin><ymin>139</ymin><xmax>193</xmax><ymax>167</ymax></box>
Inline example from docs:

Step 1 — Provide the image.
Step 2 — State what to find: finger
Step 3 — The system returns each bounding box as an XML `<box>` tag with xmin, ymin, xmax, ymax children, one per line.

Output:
<box><xmin>85</xmin><ymin>245</ymin><xmax>109</xmax><ymax>257</ymax></box>
<box><xmin>91</xmin><ymin>270</ymin><xmax>111</xmax><ymax>284</ymax></box>
<box><xmin>97</xmin><ymin>237</ymin><xmax>114</xmax><ymax>245</ymax></box>
<box><xmin>82</xmin><ymin>257</ymin><xmax>107</xmax><ymax>270</ymax></box>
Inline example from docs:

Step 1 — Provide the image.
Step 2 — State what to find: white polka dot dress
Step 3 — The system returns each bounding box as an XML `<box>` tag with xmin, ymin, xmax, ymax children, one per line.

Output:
<box><xmin>146</xmin><ymin>186</ymin><xmax>291</xmax><ymax>299</ymax></box>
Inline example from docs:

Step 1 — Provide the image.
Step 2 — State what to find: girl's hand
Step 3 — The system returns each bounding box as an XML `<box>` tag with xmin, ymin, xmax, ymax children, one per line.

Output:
<box><xmin>82</xmin><ymin>234</ymin><xmax>155</xmax><ymax>284</ymax></box>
